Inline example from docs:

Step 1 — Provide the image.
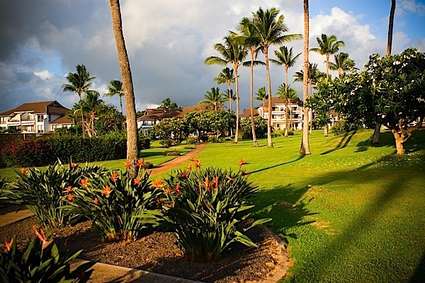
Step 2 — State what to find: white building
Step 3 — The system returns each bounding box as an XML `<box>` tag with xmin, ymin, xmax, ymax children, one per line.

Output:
<box><xmin>257</xmin><ymin>97</ymin><xmax>304</xmax><ymax>130</ymax></box>
<box><xmin>0</xmin><ymin>101</ymin><xmax>74</xmax><ymax>133</ymax></box>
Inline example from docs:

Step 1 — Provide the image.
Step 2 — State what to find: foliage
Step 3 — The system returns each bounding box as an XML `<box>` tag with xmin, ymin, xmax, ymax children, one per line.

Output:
<box><xmin>153</xmin><ymin>117</ymin><xmax>189</xmax><ymax>147</ymax></box>
<box><xmin>201</xmin><ymin>87</ymin><xmax>227</xmax><ymax>111</ymax></box>
<box><xmin>0</xmin><ymin>232</ymin><xmax>93</xmax><ymax>282</ymax></box>
<box><xmin>159</xmin><ymin>98</ymin><xmax>180</xmax><ymax>112</ymax></box>
<box><xmin>105</xmin><ymin>80</ymin><xmax>124</xmax><ymax>113</ymax></box>
<box><xmin>240</xmin><ymin>116</ymin><xmax>267</xmax><ymax>139</ymax></box>
<box><xmin>163</xmin><ymin>166</ymin><xmax>269</xmax><ymax>262</ymax></box>
<box><xmin>72</xmin><ymin>167</ymin><xmax>163</xmax><ymax>241</ymax></box>
<box><xmin>6</xmin><ymin>163</ymin><xmax>105</xmax><ymax>229</ymax></box>
<box><xmin>185</xmin><ymin>111</ymin><xmax>235</xmax><ymax>141</ymax></box>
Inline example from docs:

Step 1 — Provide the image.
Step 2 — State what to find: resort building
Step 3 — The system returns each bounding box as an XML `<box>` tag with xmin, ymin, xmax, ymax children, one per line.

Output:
<box><xmin>257</xmin><ymin>97</ymin><xmax>304</xmax><ymax>130</ymax></box>
<box><xmin>0</xmin><ymin>101</ymin><xmax>74</xmax><ymax>133</ymax></box>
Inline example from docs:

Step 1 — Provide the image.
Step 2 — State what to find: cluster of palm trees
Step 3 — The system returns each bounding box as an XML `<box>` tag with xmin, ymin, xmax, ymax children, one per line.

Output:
<box><xmin>63</xmin><ymin>64</ymin><xmax>125</xmax><ymax>138</ymax></box>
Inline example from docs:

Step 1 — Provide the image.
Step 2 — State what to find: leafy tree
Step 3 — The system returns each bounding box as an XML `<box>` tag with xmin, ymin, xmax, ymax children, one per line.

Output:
<box><xmin>201</xmin><ymin>87</ymin><xmax>227</xmax><ymax>111</ymax></box>
<box><xmin>105</xmin><ymin>80</ymin><xmax>124</xmax><ymax>113</ymax></box>
<box><xmin>63</xmin><ymin>64</ymin><xmax>95</xmax><ymax>138</ymax></box>
<box><xmin>159</xmin><ymin>98</ymin><xmax>180</xmax><ymax>112</ymax></box>
<box><xmin>276</xmin><ymin>83</ymin><xmax>298</xmax><ymax>136</ymax></box>
<box><xmin>185</xmin><ymin>111</ymin><xmax>235</xmax><ymax>141</ymax></box>
<box><xmin>329</xmin><ymin>52</ymin><xmax>355</xmax><ymax>77</ymax></box>
<box><xmin>311</xmin><ymin>34</ymin><xmax>345</xmax><ymax>77</ymax></box>
<box><xmin>252</xmin><ymin>7</ymin><xmax>302</xmax><ymax>147</ymax></box>
<box><xmin>271</xmin><ymin>46</ymin><xmax>301</xmax><ymax>85</ymax></box>
<box><xmin>240</xmin><ymin>116</ymin><xmax>268</xmax><ymax>139</ymax></box>
<box><xmin>153</xmin><ymin>117</ymin><xmax>188</xmax><ymax>147</ymax></box>
<box><xmin>205</xmin><ymin>35</ymin><xmax>247</xmax><ymax>142</ymax></box>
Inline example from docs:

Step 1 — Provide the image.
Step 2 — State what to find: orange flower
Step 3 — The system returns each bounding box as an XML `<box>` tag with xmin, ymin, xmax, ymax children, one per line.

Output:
<box><xmin>3</xmin><ymin>239</ymin><xmax>13</xmax><ymax>252</ymax></box>
<box><xmin>66</xmin><ymin>194</ymin><xmax>75</xmax><ymax>202</ymax></box>
<box><xmin>213</xmin><ymin>176</ymin><xmax>219</xmax><ymax>189</ymax></box>
<box><xmin>136</xmin><ymin>159</ymin><xmax>145</xmax><ymax>168</ymax></box>
<box><xmin>93</xmin><ymin>197</ymin><xmax>100</xmax><ymax>205</ymax></box>
<box><xmin>101</xmin><ymin>185</ymin><xmax>112</xmax><ymax>197</ymax></box>
<box><xmin>64</xmin><ymin>186</ymin><xmax>73</xmax><ymax>194</ymax></box>
<box><xmin>19</xmin><ymin>167</ymin><xmax>29</xmax><ymax>175</ymax></box>
<box><xmin>204</xmin><ymin>177</ymin><xmax>211</xmax><ymax>190</ymax></box>
<box><xmin>110</xmin><ymin>171</ymin><xmax>120</xmax><ymax>183</ymax></box>
<box><xmin>32</xmin><ymin>226</ymin><xmax>50</xmax><ymax>249</ymax></box>
<box><xmin>179</xmin><ymin>170</ymin><xmax>189</xmax><ymax>179</ymax></box>
<box><xmin>69</xmin><ymin>162</ymin><xmax>79</xmax><ymax>170</ymax></box>
<box><xmin>175</xmin><ymin>183</ymin><xmax>181</xmax><ymax>194</ymax></box>
<box><xmin>152</xmin><ymin>179</ymin><xmax>165</xmax><ymax>189</ymax></box>
<box><xmin>239</xmin><ymin>160</ymin><xmax>247</xmax><ymax>167</ymax></box>
<box><xmin>79</xmin><ymin>178</ymin><xmax>89</xmax><ymax>187</ymax></box>
<box><xmin>186</xmin><ymin>164</ymin><xmax>192</xmax><ymax>172</ymax></box>
<box><xmin>124</xmin><ymin>160</ymin><xmax>133</xmax><ymax>169</ymax></box>
<box><xmin>133</xmin><ymin>178</ymin><xmax>141</xmax><ymax>186</ymax></box>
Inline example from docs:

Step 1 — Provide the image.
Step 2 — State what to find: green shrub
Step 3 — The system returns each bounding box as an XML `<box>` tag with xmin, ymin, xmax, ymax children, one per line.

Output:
<box><xmin>153</xmin><ymin>118</ymin><xmax>188</xmax><ymax>147</ymax></box>
<box><xmin>207</xmin><ymin>136</ymin><xmax>225</xmax><ymax>143</ymax></box>
<box><xmin>185</xmin><ymin>136</ymin><xmax>198</xmax><ymax>145</ymax></box>
<box><xmin>0</xmin><ymin>229</ymin><xmax>94</xmax><ymax>282</ymax></box>
<box><xmin>163</xmin><ymin>167</ymin><xmax>270</xmax><ymax>262</ymax></box>
<box><xmin>240</xmin><ymin>116</ymin><xmax>267</xmax><ymax>139</ymax></box>
<box><xmin>163</xmin><ymin>150</ymin><xmax>181</xmax><ymax>156</ymax></box>
<box><xmin>7</xmin><ymin>163</ymin><xmax>106</xmax><ymax>229</ymax></box>
<box><xmin>72</xmin><ymin>168</ymin><xmax>164</xmax><ymax>241</ymax></box>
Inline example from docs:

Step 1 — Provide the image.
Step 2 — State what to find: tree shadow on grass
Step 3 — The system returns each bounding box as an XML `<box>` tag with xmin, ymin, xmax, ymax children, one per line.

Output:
<box><xmin>139</xmin><ymin>151</ymin><xmax>167</xmax><ymax>158</ymax></box>
<box><xmin>320</xmin><ymin>130</ymin><xmax>357</xmax><ymax>155</ymax></box>
<box><xmin>356</xmin><ymin>129</ymin><xmax>425</xmax><ymax>153</ymax></box>
<box><xmin>247</xmin><ymin>155</ymin><xmax>305</xmax><ymax>175</ymax></box>
<box><xmin>409</xmin><ymin>251</ymin><xmax>425</xmax><ymax>283</ymax></box>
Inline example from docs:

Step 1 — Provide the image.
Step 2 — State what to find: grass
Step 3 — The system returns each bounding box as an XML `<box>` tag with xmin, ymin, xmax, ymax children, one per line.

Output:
<box><xmin>156</xmin><ymin>129</ymin><xmax>425</xmax><ymax>282</ymax></box>
<box><xmin>0</xmin><ymin>142</ymin><xmax>194</xmax><ymax>180</ymax></box>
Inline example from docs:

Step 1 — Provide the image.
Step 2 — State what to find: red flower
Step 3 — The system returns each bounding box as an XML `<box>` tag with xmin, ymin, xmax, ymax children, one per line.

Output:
<box><xmin>20</xmin><ymin>167</ymin><xmax>29</xmax><ymax>175</ymax></box>
<box><xmin>32</xmin><ymin>226</ymin><xmax>50</xmax><ymax>249</ymax></box>
<box><xmin>213</xmin><ymin>176</ymin><xmax>219</xmax><ymax>189</ymax></box>
<box><xmin>3</xmin><ymin>239</ymin><xmax>13</xmax><ymax>252</ymax></box>
<box><xmin>64</xmin><ymin>186</ymin><xmax>73</xmax><ymax>194</ymax></box>
<box><xmin>152</xmin><ymin>179</ymin><xmax>165</xmax><ymax>189</ymax></box>
<box><xmin>124</xmin><ymin>160</ymin><xmax>133</xmax><ymax>170</ymax></box>
<box><xmin>136</xmin><ymin>159</ymin><xmax>145</xmax><ymax>168</ymax></box>
<box><xmin>101</xmin><ymin>185</ymin><xmax>112</xmax><ymax>197</ymax></box>
<box><xmin>79</xmin><ymin>178</ymin><xmax>89</xmax><ymax>187</ymax></box>
<box><xmin>66</xmin><ymin>194</ymin><xmax>75</xmax><ymax>202</ymax></box>
<box><xmin>175</xmin><ymin>183</ymin><xmax>181</xmax><ymax>194</ymax></box>
<box><xmin>179</xmin><ymin>170</ymin><xmax>189</xmax><ymax>179</ymax></box>
<box><xmin>192</xmin><ymin>159</ymin><xmax>201</xmax><ymax>169</ymax></box>
<box><xmin>133</xmin><ymin>178</ymin><xmax>141</xmax><ymax>186</ymax></box>
<box><xmin>204</xmin><ymin>177</ymin><xmax>211</xmax><ymax>190</ymax></box>
<box><xmin>110</xmin><ymin>171</ymin><xmax>120</xmax><ymax>183</ymax></box>
<box><xmin>93</xmin><ymin>197</ymin><xmax>100</xmax><ymax>205</ymax></box>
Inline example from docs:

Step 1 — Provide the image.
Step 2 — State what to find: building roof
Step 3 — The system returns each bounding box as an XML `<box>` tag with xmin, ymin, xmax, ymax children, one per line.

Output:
<box><xmin>0</xmin><ymin>101</ymin><xmax>70</xmax><ymax>116</ymax></box>
<box><xmin>241</xmin><ymin>108</ymin><xmax>259</xmax><ymax>118</ymax></box>
<box><xmin>177</xmin><ymin>104</ymin><xmax>210</xmax><ymax>117</ymax></box>
<box><xmin>50</xmin><ymin>115</ymin><xmax>74</xmax><ymax>124</ymax></box>
<box><xmin>137</xmin><ymin>108</ymin><xmax>182</xmax><ymax>121</ymax></box>
<box><xmin>261</xmin><ymin>97</ymin><xmax>302</xmax><ymax>108</ymax></box>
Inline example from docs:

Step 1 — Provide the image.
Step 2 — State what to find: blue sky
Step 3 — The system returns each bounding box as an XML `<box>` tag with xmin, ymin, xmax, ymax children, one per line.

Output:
<box><xmin>0</xmin><ymin>0</ymin><xmax>424</xmax><ymax>112</ymax></box>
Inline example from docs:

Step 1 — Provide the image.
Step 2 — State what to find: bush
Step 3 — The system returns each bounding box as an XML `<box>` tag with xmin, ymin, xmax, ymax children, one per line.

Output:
<box><xmin>207</xmin><ymin>136</ymin><xmax>225</xmax><ymax>143</ymax></box>
<box><xmin>0</xmin><ymin>229</ymin><xmax>94</xmax><ymax>282</ymax></box>
<box><xmin>240</xmin><ymin>116</ymin><xmax>267</xmax><ymax>140</ymax></box>
<box><xmin>72</xmin><ymin>167</ymin><xmax>164</xmax><ymax>241</ymax></box>
<box><xmin>185</xmin><ymin>136</ymin><xmax>198</xmax><ymax>145</ymax></box>
<box><xmin>153</xmin><ymin>118</ymin><xmax>188</xmax><ymax>147</ymax></box>
<box><xmin>163</xmin><ymin>167</ymin><xmax>270</xmax><ymax>262</ymax></box>
<box><xmin>7</xmin><ymin>163</ymin><xmax>106</xmax><ymax>229</ymax></box>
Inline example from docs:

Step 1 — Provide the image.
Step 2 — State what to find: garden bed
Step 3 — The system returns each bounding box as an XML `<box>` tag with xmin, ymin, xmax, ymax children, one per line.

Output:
<box><xmin>0</xmin><ymin>217</ymin><xmax>289</xmax><ymax>283</ymax></box>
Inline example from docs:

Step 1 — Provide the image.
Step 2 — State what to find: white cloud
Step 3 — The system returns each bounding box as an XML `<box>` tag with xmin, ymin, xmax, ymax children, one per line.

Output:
<box><xmin>33</xmin><ymin>69</ymin><xmax>53</xmax><ymax>80</ymax></box>
<box><xmin>399</xmin><ymin>0</ymin><xmax>425</xmax><ymax>15</ymax></box>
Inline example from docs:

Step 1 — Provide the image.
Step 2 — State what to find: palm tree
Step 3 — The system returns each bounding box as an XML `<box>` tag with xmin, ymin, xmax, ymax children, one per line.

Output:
<box><xmin>329</xmin><ymin>52</ymin><xmax>355</xmax><ymax>77</ymax></box>
<box><xmin>159</xmin><ymin>98</ymin><xmax>179</xmax><ymax>111</ymax></box>
<box><xmin>108</xmin><ymin>0</ymin><xmax>138</xmax><ymax>161</ymax></box>
<box><xmin>63</xmin><ymin>64</ymin><xmax>95</xmax><ymax>138</ymax></box>
<box><xmin>311</xmin><ymin>34</ymin><xmax>344</xmax><ymax>77</ymax></box>
<box><xmin>256</xmin><ymin>87</ymin><xmax>267</xmax><ymax>104</ymax></box>
<box><xmin>81</xmin><ymin>90</ymin><xmax>103</xmax><ymax>137</ymax></box>
<box><xmin>214</xmin><ymin>67</ymin><xmax>234</xmax><ymax>111</ymax></box>
<box><xmin>294</xmin><ymin>63</ymin><xmax>323</xmax><ymax>93</ymax></box>
<box><xmin>237</xmin><ymin>17</ymin><xmax>264</xmax><ymax>146</ymax></box>
<box><xmin>105</xmin><ymin>80</ymin><xmax>124</xmax><ymax>113</ymax></box>
<box><xmin>276</xmin><ymin>83</ymin><xmax>298</xmax><ymax>136</ymax></box>
<box><xmin>202</xmin><ymin>87</ymin><xmax>226</xmax><ymax>111</ymax></box>
<box><xmin>300</xmin><ymin>0</ymin><xmax>311</xmax><ymax>155</ymax></box>
<box><xmin>205</xmin><ymin>35</ymin><xmax>247</xmax><ymax>143</ymax></box>
<box><xmin>252</xmin><ymin>7</ymin><xmax>302</xmax><ymax>147</ymax></box>
<box><xmin>270</xmin><ymin>46</ymin><xmax>301</xmax><ymax>85</ymax></box>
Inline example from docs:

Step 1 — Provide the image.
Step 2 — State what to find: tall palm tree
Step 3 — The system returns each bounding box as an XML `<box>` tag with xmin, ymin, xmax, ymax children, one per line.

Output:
<box><xmin>270</xmin><ymin>46</ymin><xmax>301</xmax><ymax>85</ymax></box>
<box><xmin>300</xmin><ymin>0</ymin><xmax>311</xmax><ymax>155</ymax></box>
<box><xmin>252</xmin><ymin>7</ymin><xmax>302</xmax><ymax>147</ymax></box>
<box><xmin>214</xmin><ymin>67</ymin><xmax>234</xmax><ymax>111</ymax></box>
<box><xmin>237</xmin><ymin>17</ymin><xmax>264</xmax><ymax>146</ymax></box>
<box><xmin>329</xmin><ymin>52</ymin><xmax>355</xmax><ymax>77</ymax></box>
<box><xmin>105</xmin><ymin>80</ymin><xmax>124</xmax><ymax>113</ymax></box>
<box><xmin>294</xmin><ymin>63</ymin><xmax>323</xmax><ymax>94</ymax></box>
<box><xmin>202</xmin><ymin>87</ymin><xmax>226</xmax><ymax>111</ymax></box>
<box><xmin>311</xmin><ymin>34</ymin><xmax>344</xmax><ymax>77</ymax></box>
<box><xmin>63</xmin><ymin>64</ymin><xmax>95</xmax><ymax>138</ymax></box>
<box><xmin>108</xmin><ymin>0</ymin><xmax>138</xmax><ymax>161</ymax></box>
<box><xmin>276</xmin><ymin>83</ymin><xmax>297</xmax><ymax>136</ymax></box>
<box><xmin>256</xmin><ymin>87</ymin><xmax>267</xmax><ymax>104</ymax></box>
<box><xmin>205</xmin><ymin>35</ymin><xmax>247</xmax><ymax>143</ymax></box>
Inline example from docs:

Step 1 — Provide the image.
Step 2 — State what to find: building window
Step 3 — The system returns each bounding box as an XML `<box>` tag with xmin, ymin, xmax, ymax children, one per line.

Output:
<box><xmin>37</xmin><ymin>114</ymin><xmax>44</xmax><ymax>122</ymax></box>
<box><xmin>37</xmin><ymin>125</ymin><xmax>43</xmax><ymax>133</ymax></box>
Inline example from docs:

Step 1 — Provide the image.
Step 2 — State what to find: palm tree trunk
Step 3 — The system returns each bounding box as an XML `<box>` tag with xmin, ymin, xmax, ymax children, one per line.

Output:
<box><xmin>325</xmin><ymin>54</ymin><xmax>330</xmax><ymax>77</ymax></box>
<box><xmin>387</xmin><ymin>0</ymin><xmax>396</xmax><ymax>56</ymax></box>
<box><xmin>249</xmin><ymin>49</ymin><xmax>257</xmax><ymax>145</ymax></box>
<box><xmin>264</xmin><ymin>47</ymin><xmax>273</xmax><ymax>147</ymax></box>
<box><xmin>234</xmin><ymin>64</ymin><xmax>240</xmax><ymax>143</ymax></box>
<box><xmin>109</xmin><ymin>0</ymin><xmax>138</xmax><ymax>161</ymax></box>
<box><xmin>284</xmin><ymin>65</ymin><xmax>290</xmax><ymax>136</ymax></box>
<box><xmin>119</xmin><ymin>95</ymin><xmax>123</xmax><ymax>114</ymax></box>
<box><xmin>300</xmin><ymin>0</ymin><xmax>311</xmax><ymax>155</ymax></box>
<box><xmin>78</xmin><ymin>93</ymin><xmax>85</xmax><ymax>138</ymax></box>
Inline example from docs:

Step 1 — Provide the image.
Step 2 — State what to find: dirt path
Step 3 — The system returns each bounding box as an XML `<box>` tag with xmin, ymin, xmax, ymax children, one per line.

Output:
<box><xmin>150</xmin><ymin>143</ymin><xmax>206</xmax><ymax>176</ymax></box>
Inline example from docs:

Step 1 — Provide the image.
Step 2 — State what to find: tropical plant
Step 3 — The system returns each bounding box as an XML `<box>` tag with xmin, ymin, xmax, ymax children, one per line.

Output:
<box><xmin>159</xmin><ymin>98</ymin><xmax>180</xmax><ymax>112</ymax></box>
<box><xmin>105</xmin><ymin>80</ymin><xmax>125</xmax><ymax>113</ymax></box>
<box><xmin>271</xmin><ymin>46</ymin><xmax>301</xmax><ymax>85</ymax></box>
<box><xmin>329</xmin><ymin>52</ymin><xmax>355</xmax><ymax>77</ymax></box>
<box><xmin>63</xmin><ymin>64</ymin><xmax>95</xmax><ymax>138</ymax></box>
<box><xmin>163</xmin><ymin>166</ymin><xmax>270</xmax><ymax>262</ymax></box>
<box><xmin>72</xmin><ymin>167</ymin><xmax>164</xmax><ymax>241</ymax></box>
<box><xmin>205</xmin><ymin>35</ymin><xmax>247</xmax><ymax>143</ymax></box>
<box><xmin>240</xmin><ymin>116</ymin><xmax>268</xmax><ymax>139</ymax></box>
<box><xmin>80</xmin><ymin>90</ymin><xmax>103</xmax><ymax>137</ymax></box>
<box><xmin>252</xmin><ymin>7</ymin><xmax>302</xmax><ymax>147</ymax></box>
<box><xmin>214</xmin><ymin>67</ymin><xmax>235</xmax><ymax>111</ymax></box>
<box><xmin>294</xmin><ymin>63</ymin><xmax>323</xmax><ymax>92</ymax></box>
<box><xmin>0</xmin><ymin>230</ymin><xmax>94</xmax><ymax>282</ymax></box>
<box><xmin>311</xmin><ymin>34</ymin><xmax>345</xmax><ymax>77</ymax></box>
<box><xmin>153</xmin><ymin>117</ymin><xmax>189</xmax><ymax>147</ymax></box>
<box><xmin>202</xmin><ymin>87</ymin><xmax>227</xmax><ymax>111</ymax></box>
<box><xmin>256</xmin><ymin>86</ymin><xmax>267</xmax><ymax>104</ymax></box>
<box><xmin>6</xmin><ymin>163</ymin><xmax>105</xmax><ymax>229</ymax></box>
<box><xmin>276</xmin><ymin>83</ymin><xmax>298</xmax><ymax>136</ymax></box>
<box><xmin>184</xmin><ymin>111</ymin><xmax>235</xmax><ymax>141</ymax></box>
<box><xmin>108</xmin><ymin>0</ymin><xmax>138</xmax><ymax>161</ymax></box>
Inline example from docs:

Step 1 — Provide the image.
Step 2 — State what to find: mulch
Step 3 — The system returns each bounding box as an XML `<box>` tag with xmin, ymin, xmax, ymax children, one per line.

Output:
<box><xmin>0</xmin><ymin>217</ymin><xmax>289</xmax><ymax>283</ymax></box>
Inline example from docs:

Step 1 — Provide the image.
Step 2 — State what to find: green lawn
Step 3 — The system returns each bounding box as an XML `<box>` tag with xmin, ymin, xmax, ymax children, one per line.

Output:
<box><xmin>0</xmin><ymin>142</ymin><xmax>194</xmax><ymax>181</ymax></box>
<box><xmin>157</xmin><ymin>129</ymin><xmax>425</xmax><ymax>282</ymax></box>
